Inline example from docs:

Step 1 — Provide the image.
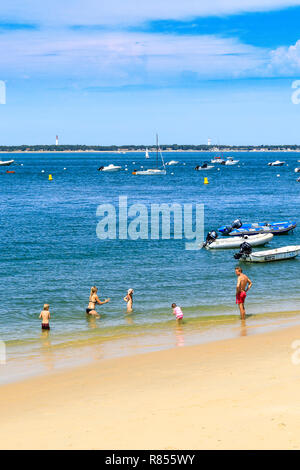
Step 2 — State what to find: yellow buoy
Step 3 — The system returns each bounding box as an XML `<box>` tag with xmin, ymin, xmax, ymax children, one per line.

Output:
<box><xmin>204</xmin><ymin>177</ymin><xmax>209</xmax><ymax>185</ymax></box>
<box><xmin>48</xmin><ymin>174</ymin><xmax>53</xmax><ymax>181</ymax></box>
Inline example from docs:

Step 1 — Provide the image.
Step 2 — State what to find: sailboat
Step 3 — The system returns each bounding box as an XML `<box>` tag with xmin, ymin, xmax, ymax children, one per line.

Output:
<box><xmin>145</xmin><ymin>148</ymin><xmax>150</xmax><ymax>159</ymax></box>
<box><xmin>133</xmin><ymin>135</ymin><xmax>166</xmax><ymax>175</ymax></box>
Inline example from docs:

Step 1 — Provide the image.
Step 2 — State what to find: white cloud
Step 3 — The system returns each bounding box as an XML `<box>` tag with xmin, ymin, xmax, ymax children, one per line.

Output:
<box><xmin>269</xmin><ymin>40</ymin><xmax>300</xmax><ymax>75</ymax></box>
<box><xmin>0</xmin><ymin>30</ymin><xmax>268</xmax><ymax>84</ymax></box>
<box><xmin>1</xmin><ymin>0</ymin><xmax>300</xmax><ymax>26</ymax></box>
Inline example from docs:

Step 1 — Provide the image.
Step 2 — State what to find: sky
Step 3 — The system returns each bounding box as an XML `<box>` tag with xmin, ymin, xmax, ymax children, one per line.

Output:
<box><xmin>1</xmin><ymin>1</ymin><xmax>300</xmax><ymax>145</ymax></box>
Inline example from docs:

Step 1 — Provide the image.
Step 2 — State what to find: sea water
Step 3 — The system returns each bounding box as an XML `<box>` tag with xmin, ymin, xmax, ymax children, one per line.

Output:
<box><xmin>0</xmin><ymin>151</ymin><xmax>299</xmax><ymax>377</ymax></box>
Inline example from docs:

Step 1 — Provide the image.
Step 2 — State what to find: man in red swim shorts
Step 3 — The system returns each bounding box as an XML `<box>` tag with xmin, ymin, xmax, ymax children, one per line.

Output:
<box><xmin>235</xmin><ymin>267</ymin><xmax>252</xmax><ymax>320</ymax></box>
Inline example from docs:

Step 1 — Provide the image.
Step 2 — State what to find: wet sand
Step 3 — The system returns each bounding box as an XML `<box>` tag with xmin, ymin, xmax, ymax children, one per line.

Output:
<box><xmin>1</xmin><ymin>322</ymin><xmax>300</xmax><ymax>449</ymax></box>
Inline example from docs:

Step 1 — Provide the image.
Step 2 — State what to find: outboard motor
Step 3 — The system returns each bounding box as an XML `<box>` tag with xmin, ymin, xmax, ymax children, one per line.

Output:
<box><xmin>204</xmin><ymin>230</ymin><xmax>218</xmax><ymax>247</ymax></box>
<box><xmin>234</xmin><ymin>242</ymin><xmax>252</xmax><ymax>260</ymax></box>
<box><xmin>232</xmin><ymin>219</ymin><xmax>242</xmax><ymax>230</ymax></box>
<box><xmin>97</xmin><ymin>166</ymin><xmax>104</xmax><ymax>171</ymax></box>
<box><xmin>223</xmin><ymin>218</ymin><xmax>242</xmax><ymax>235</ymax></box>
<box><xmin>195</xmin><ymin>165</ymin><xmax>200</xmax><ymax>171</ymax></box>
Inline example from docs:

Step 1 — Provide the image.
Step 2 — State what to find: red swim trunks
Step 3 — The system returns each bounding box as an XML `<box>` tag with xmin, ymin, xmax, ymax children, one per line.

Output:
<box><xmin>236</xmin><ymin>291</ymin><xmax>247</xmax><ymax>304</ymax></box>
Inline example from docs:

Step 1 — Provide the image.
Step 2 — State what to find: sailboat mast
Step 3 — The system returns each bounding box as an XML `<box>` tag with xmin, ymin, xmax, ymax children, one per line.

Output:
<box><xmin>156</xmin><ymin>134</ymin><xmax>158</xmax><ymax>168</ymax></box>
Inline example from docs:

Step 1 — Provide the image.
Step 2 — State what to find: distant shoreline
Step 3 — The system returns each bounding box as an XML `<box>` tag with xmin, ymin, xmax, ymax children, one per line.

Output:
<box><xmin>1</xmin><ymin>149</ymin><xmax>300</xmax><ymax>154</ymax></box>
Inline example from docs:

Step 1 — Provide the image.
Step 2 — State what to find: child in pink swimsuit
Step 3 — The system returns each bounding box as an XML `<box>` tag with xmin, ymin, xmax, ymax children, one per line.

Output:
<box><xmin>171</xmin><ymin>303</ymin><xmax>183</xmax><ymax>322</ymax></box>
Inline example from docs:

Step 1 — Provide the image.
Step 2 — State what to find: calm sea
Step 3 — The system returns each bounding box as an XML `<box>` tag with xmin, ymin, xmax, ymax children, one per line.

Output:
<box><xmin>0</xmin><ymin>151</ymin><xmax>299</xmax><ymax>357</ymax></box>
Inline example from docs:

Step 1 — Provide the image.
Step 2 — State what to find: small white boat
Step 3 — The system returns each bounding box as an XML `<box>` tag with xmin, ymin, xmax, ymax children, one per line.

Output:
<box><xmin>133</xmin><ymin>168</ymin><xmax>166</xmax><ymax>175</ymax></box>
<box><xmin>268</xmin><ymin>160</ymin><xmax>285</xmax><ymax>167</ymax></box>
<box><xmin>0</xmin><ymin>159</ymin><xmax>14</xmax><ymax>166</ymax></box>
<box><xmin>97</xmin><ymin>164</ymin><xmax>122</xmax><ymax>172</ymax></box>
<box><xmin>195</xmin><ymin>163</ymin><xmax>214</xmax><ymax>171</ymax></box>
<box><xmin>211</xmin><ymin>156</ymin><xmax>225</xmax><ymax>164</ymax></box>
<box><xmin>166</xmin><ymin>160</ymin><xmax>179</xmax><ymax>166</ymax></box>
<box><xmin>235</xmin><ymin>244</ymin><xmax>300</xmax><ymax>263</ymax></box>
<box><xmin>225</xmin><ymin>157</ymin><xmax>239</xmax><ymax>166</ymax></box>
<box><xmin>145</xmin><ymin>148</ymin><xmax>150</xmax><ymax>159</ymax></box>
<box><xmin>133</xmin><ymin>134</ymin><xmax>166</xmax><ymax>176</ymax></box>
<box><xmin>294</xmin><ymin>167</ymin><xmax>300</xmax><ymax>173</ymax></box>
<box><xmin>204</xmin><ymin>233</ymin><xmax>273</xmax><ymax>250</ymax></box>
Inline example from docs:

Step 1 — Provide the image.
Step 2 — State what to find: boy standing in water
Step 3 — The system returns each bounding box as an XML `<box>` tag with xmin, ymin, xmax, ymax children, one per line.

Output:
<box><xmin>172</xmin><ymin>303</ymin><xmax>183</xmax><ymax>323</ymax></box>
<box><xmin>235</xmin><ymin>266</ymin><xmax>252</xmax><ymax>320</ymax></box>
<box><xmin>39</xmin><ymin>304</ymin><xmax>51</xmax><ymax>330</ymax></box>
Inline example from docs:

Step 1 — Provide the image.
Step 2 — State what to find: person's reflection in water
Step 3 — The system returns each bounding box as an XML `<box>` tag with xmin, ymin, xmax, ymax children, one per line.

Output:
<box><xmin>40</xmin><ymin>328</ymin><xmax>54</xmax><ymax>371</ymax></box>
<box><xmin>86</xmin><ymin>315</ymin><xmax>98</xmax><ymax>330</ymax></box>
<box><xmin>175</xmin><ymin>323</ymin><xmax>185</xmax><ymax>347</ymax></box>
<box><xmin>125</xmin><ymin>313</ymin><xmax>134</xmax><ymax>326</ymax></box>
<box><xmin>240</xmin><ymin>319</ymin><xmax>248</xmax><ymax>337</ymax></box>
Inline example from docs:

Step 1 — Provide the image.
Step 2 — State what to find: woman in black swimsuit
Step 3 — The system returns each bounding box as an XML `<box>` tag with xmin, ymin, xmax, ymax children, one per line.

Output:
<box><xmin>86</xmin><ymin>286</ymin><xmax>110</xmax><ymax>318</ymax></box>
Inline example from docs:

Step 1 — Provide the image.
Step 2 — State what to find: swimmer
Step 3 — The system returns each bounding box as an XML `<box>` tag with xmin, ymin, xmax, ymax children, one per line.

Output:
<box><xmin>124</xmin><ymin>288</ymin><xmax>134</xmax><ymax>313</ymax></box>
<box><xmin>86</xmin><ymin>286</ymin><xmax>110</xmax><ymax>318</ymax></box>
<box><xmin>39</xmin><ymin>304</ymin><xmax>51</xmax><ymax>330</ymax></box>
<box><xmin>171</xmin><ymin>303</ymin><xmax>183</xmax><ymax>323</ymax></box>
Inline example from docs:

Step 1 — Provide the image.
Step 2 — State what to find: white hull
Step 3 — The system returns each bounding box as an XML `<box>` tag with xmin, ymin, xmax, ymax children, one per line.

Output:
<box><xmin>225</xmin><ymin>159</ymin><xmax>239</xmax><ymax>165</ymax></box>
<box><xmin>196</xmin><ymin>165</ymin><xmax>214</xmax><ymax>171</ymax></box>
<box><xmin>0</xmin><ymin>159</ymin><xmax>14</xmax><ymax>166</ymax></box>
<box><xmin>242</xmin><ymin>245</ymin><xmax>300</xmax><ymax>262</ymax></box>
<box><xmin>166</xmin><ymin>160</ymin><xmax>179</xmax><ymax>166</ymax></box>
<box><xmin>268</xmin><ymin>161</ymin><xmax>285</xmax><ymax>167</ymax></box>
<box><xmin>134</xmin><ymin>169</ymin><xmax>166</xmax><ymax>175</ymax></box>
<box><xmin>99</xmin><ymin>164</ymin><xmax>122</xmax><ymax>172</ymax></box>
<box><xmin>205</xmin><ymin>233</ymin><xmax>273</xmax><ymax>250</ymax></box>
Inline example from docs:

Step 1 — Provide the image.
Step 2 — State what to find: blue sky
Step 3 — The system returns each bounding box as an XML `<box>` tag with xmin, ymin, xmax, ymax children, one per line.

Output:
<box><xmin>1</xmin><ymin>0</ymin><xmax>300</xmax><ymax>145</ymax></box>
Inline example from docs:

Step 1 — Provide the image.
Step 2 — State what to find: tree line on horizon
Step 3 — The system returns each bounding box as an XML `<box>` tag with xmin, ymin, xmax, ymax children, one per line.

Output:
<box><xmin>0</xmin><ymin>144</ymin><xmax>299</xmax><ymax>152</ymax></box>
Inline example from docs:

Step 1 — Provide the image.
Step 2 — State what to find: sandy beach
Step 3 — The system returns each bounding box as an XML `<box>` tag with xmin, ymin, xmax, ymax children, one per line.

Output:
<box><xmin>1</xmin><ymin>322</ymin><xmax>300</xmax><ymax>450</ymax></box>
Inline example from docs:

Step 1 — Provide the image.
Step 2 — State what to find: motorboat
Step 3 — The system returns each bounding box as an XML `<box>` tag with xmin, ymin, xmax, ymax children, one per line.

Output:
<box><xmin>97</xmin><ymin>164</ymin><xmax>122</xmax><ymax>172</ymax></box>
<box><xmin>234</xmin><ymin>242</ymin><xmax>300</xmax><ymax>263</ymax></box>
<box><xmin>195</xmin><ymin>162</ymin><xmax>214</xmax><ymax>170</ymax></box>
<box><xmin>166</xmin><ymin>160</ymin><xmax>179</xmax><ymax>166</ymax></box>
<box><xmin>219</xmin><ymin>219</ymin><xmax>297</xmax><ymax>236</ymax></box>
<box><xmin>0</xmin><ymin>159</ymin><xmax>14</xmax><ymax>166</ymax></box>
<box><xmin>211</xmin><ymin>156</ymin><xmax>225</xmax><ymax>164</ymax></box>
<box><xmin>294</xmin><ymin>167</ymin><xmax>300</xmax><ymax>173</ymax></box>
<box><xmin>224</xmin><ymin>157</ymin><xmax>239</xmax><ymax>165</ymax></box>
<box><xmin>133</xmin><ymin>134</ymin><xmax>166</xmax><ymax>175</ymax></box>
<box><xmin>203</xmin><ymin>231</ymin><xmax>273</xmax><ymax>249</ymax></box>
<box><xmin>268</xmin><ymin>160</ymin><xmax>285</xmax><ymax>166</ymax></box>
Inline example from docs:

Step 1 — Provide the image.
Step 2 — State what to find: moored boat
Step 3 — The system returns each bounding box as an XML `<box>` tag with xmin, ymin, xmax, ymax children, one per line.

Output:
<box><xmin>0</xmin><ymin>159</ymin><xmax>14</xmax><ymax>166</ymax></box>
<box><xmin>203</xmin><ymin>232</ymin><xmax>273</xmax><ymax>249</ymax></box>
<box><xmin>268</xmin><ymin>160</ymin><xmax>285</xmax><ymax>166</ymax></box>
<box><xmin>224</xmin><ymin>157</ymin><xmax>239</xmax><ymax>165</ymax></box>
<box><xmin>234</xmin><ymin>242</ymin><xmax>300</xmax><ymax>263</ymax></box>
<box><xmin>133</xmin><ymin>134</ymin><xmax>166</xmax><ymax>175</ymax></box>
<box><xmin>97</xmin><ymin>164</ymin><xmax>122</xmax><ymax>172</ymax></box>
<box><xmin>195</xmin><ymin>162</ymin><xmax>214</xmax><ymax>170</ymax></box>
<box><xmin>219</xmin><ymin>219</ymin><xmax>297</xmax><ymax>236</ymax></box>
<box><xmin>211</xmin><ymin>156</ymin><xmax>225</xmax><ymax>164</ymax></box>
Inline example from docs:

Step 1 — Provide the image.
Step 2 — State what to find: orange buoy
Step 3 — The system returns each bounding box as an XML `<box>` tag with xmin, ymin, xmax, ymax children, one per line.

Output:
<box><xmin>6</xmin><ymin>170</ymin><xmax>15</xmax><ymax>174</ymax></box>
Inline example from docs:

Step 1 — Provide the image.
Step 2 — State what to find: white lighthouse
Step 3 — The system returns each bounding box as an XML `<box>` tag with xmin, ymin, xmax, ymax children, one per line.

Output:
<box><xmin>56</xmin><ymin>135</ymin><xmax>59</xmax><ymax>146</ymax></box>
<box><xmin>207</xmin><ymin>138</ymin><xmax>211</xmax><ymax>146</ymax></box>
